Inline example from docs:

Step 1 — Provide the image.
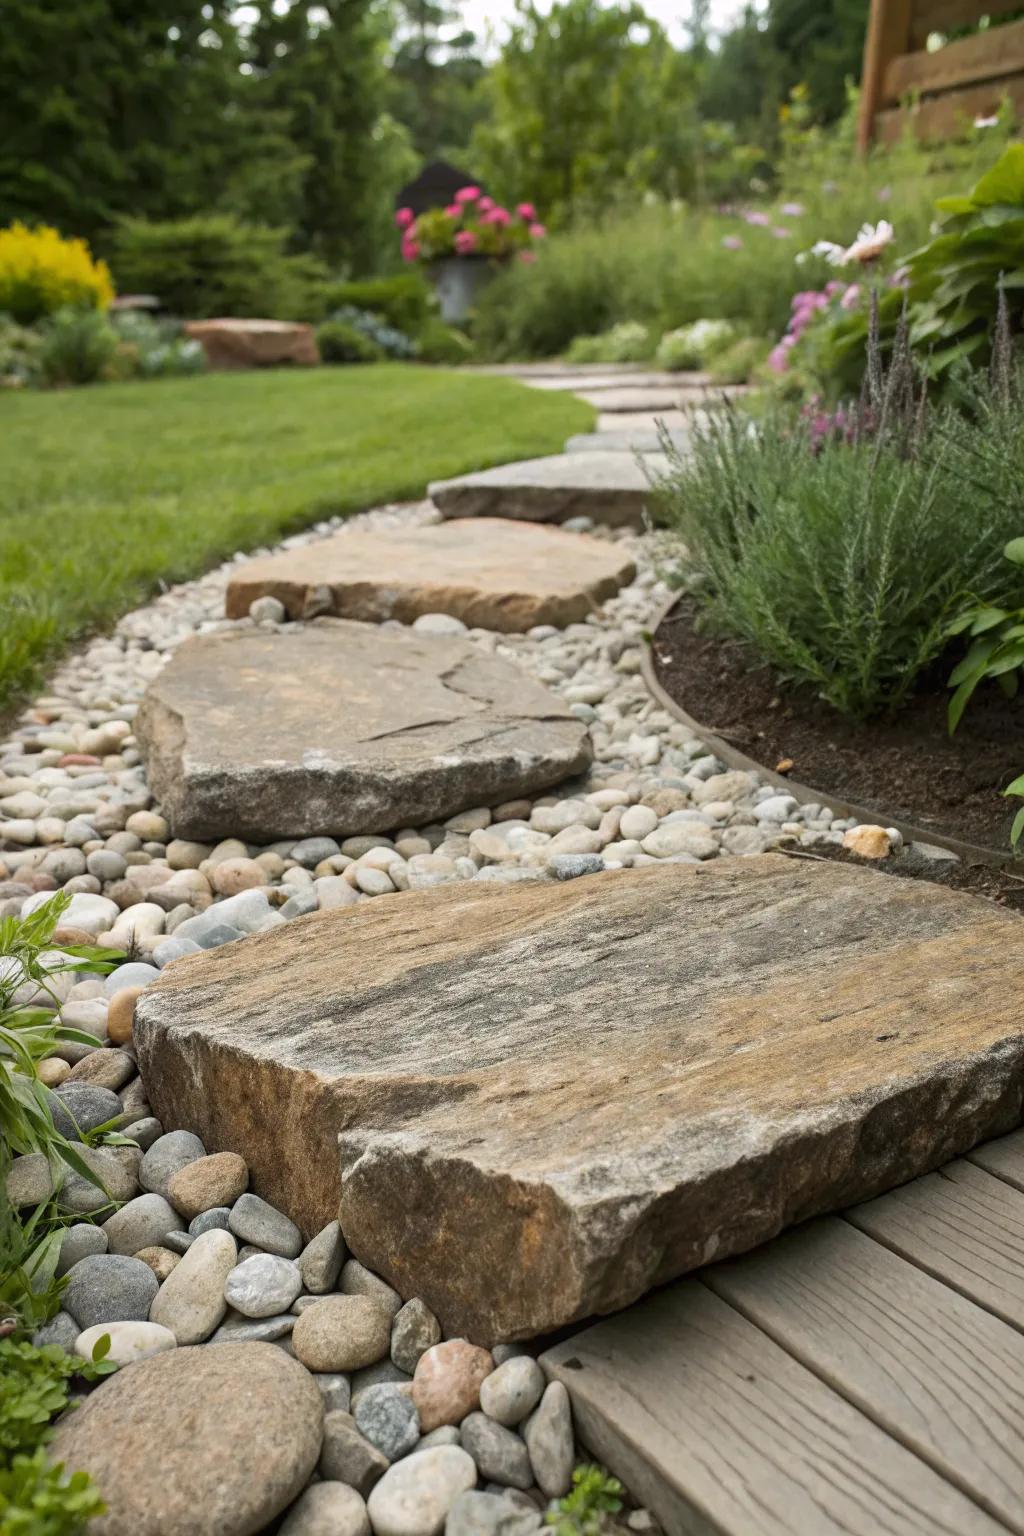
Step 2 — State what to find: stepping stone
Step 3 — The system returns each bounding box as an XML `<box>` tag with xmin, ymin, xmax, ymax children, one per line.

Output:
<box><xmin>135</xmin><ymin>857</ymin><xmax>1024</xmax><ymax>1344</ymax></box>
<box><xmin>596</xmin><ymin>409</ymin><xmax>693</xmax><ymax>434</ymax></box>
<box><xmin>578</xmin><ymin>385</ymin><xmax>746</xmax><ymax>412</ymax></box>
<box><xmin>134</xmin><ymin>621</ymin><xmax>590</xmax><ymax>841</ymax></box>
<box><xmin>429</xmin><ymin>452</ymin><xmax>668</xmax><ymax>527</ymax></box>
<box><xmin>525</xmin><ymin>371</ymin><xmax>700</xmax><ymax>392</ymax></box>
<box><xmin>224</xmin><ymin>519</ymin><xmax>636</xmax><ymax>632</ymax></box>
<box><xmin>565</xmin><ymin>429</ymin><xmax>691</xmax><ymax>455</ymax></box>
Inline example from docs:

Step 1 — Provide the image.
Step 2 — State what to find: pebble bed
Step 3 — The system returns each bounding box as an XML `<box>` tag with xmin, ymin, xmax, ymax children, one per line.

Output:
<box><xmin>4</xmin><ymin>497</ymin><xmax>931</xmax><ymax>1531</ymax></box>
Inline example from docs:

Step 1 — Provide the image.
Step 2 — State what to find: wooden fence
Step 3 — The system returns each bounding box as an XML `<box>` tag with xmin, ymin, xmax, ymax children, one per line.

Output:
<box><xmin>858</xmin><ymin>0</ymin><xmax>1024</xmax><ymax>149</ymax></box>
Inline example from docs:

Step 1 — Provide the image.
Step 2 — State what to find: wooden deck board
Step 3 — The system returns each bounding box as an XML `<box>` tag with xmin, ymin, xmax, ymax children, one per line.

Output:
<box><xmin>967</xmin><ymin>1128</ymin><xmax>1024</xmax><ymax>1193</ymax></box>
<box><xmin>847</xmin><ymin>1158</ymin><xmax>1024</xmax><ymax>1330</ymax></box>
<box><xmin>541</xmin><ymin>1279</ymin><xmax>1009</xmax><ymax>1536</ymax></box>
<box><xmin>705</xmin><ymin>1217</ymin><xmax>1024</xmax><ymax>1534</ymax></box>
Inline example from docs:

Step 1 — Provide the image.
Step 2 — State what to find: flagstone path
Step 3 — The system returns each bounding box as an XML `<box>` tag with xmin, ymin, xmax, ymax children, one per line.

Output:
<box><xmin>6</xmin><ymin>359</ymin><xmax>1014</xmax><ymax>1536</ymax></box>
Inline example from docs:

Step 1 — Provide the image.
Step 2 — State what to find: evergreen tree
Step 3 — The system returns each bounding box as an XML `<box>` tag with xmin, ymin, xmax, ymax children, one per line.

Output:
<box><xmin>389</xmin><ymin>1</ymin><xmax>487</xmax><ymax>161</ymax></box>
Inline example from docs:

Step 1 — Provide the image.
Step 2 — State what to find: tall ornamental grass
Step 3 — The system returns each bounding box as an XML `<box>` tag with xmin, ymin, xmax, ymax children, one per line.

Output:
<box><xmin>475</xmin><ymin>118</ymin><xmax>1016</xmax><ymax>359</ymax></box>
<box><xmin>654</xmin><ymin>359</ymin><xmax>1024</xmax><ymax>720</ymax></box>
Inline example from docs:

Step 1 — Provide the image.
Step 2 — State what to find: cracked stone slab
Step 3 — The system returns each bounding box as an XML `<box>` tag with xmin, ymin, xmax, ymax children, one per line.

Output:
<box><xmin>134</xmin><ymin>857</ymin><xmax>1024</xmax><ymax>1344</ymax></box>
<box><xmin>224</xmin><ymin>518</ymin><xmax>636</xmax><ymax>632</ymax></box>
<box><xmin>429</xmin><ymin>452</ymin><xmax>668</xmax><ymax>527</ymax></box>
<box><xmin>134</xmin><ymin>620</ymin><xmax>590</xmax><ymax>840</ymax></box>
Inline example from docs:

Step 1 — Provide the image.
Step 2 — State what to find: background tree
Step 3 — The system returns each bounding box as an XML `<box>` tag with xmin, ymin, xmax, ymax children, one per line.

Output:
<box><xmin>472</xmin><ymin>0</ymin><xmax>700</xmax><ymax>224</ymax></box>
<box><xmin>389</xmin><ymin>1</ymin><xmax>488</xmax><ymax>161</ymax></box>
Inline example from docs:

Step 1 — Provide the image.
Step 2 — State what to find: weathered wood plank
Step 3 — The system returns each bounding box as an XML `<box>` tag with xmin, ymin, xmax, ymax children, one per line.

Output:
<box><xmin>910</xmin><ymin>0</ymin><xmax>1024</xmax><ymax>51</ymax></box>
<box><xmin>968</xmin><ymin>1128</ymin><xmax>1024</xmax><ymax>1192</ymax></box>
<box><xmin>859</xmin><ymin>0</ymin><xmax>915</xmax><ymax>148</ymax></box>
<box><xmin>706</xmin><ymin>1217</ymin><xmax>1024</xmax><ymax>1534</ymax></box>
<box><xmin>874</xmin><ymin>75</ymin><xmax>1024</xmax><ymax>142</ymax></box>
<box><xmin>886</xmin><ymin>20</ymin><xmax>1024</xmax><ymax>99</ymax></box>
<box><xmin>541</xmin><ymin>1280</ymin><xmax>1008</xmax><ymax>1536</ymax></box>
<box><xmin>848</xmin><ymin>1159</ymin><xmax>1024</xmax><ymax>1329</ymax></box>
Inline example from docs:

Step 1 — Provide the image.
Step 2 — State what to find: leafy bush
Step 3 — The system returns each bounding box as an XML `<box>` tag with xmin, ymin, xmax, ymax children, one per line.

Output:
<box><xmin>0</xmin><ymin>317</ymin><xmax>44</xmax><ymax>387</ymax></box>
<box><xmin>109</xmin><ymin>216</ymin><xmax>327</xmax><ymax>321</ymax></box>
<box><xmin>315</xmin><ymin>319</ymin><xmax>383</xmax><ymax>364</ymax></box>
<box><xmin>319</xmin><ymin>274</ymin><xmax>433</xmax><ymax>336</ymax></box>
<box><xmin>0</xmin><ymin>1448</ymin><xmax>105</xmax><ymax>1536</ymax></box>
<box><xmin>109</xmin><ymin>313</ymin><xmax>205</xmax><ymax>379</ymax></box>
<box><xmin>0</xmin><ymin>225</ymin><xmax>113</xmax><ymax>326</ymax></box>
<box><xmin>415</xmin><ymin>318</ymin><xmax>473</xmax><ymax>365</ymax></box>
<box><xmin>37</xmin><ymin>309</ymin><xmax>118</xmax><ymax>387</ymax></box>
<box><xmin>656</xmin><ymin>319</ymin><xmax>736</xmax><ymax>371</ymax></box>
<box><xmin>656</xmin><ymin>353</ymin><xmax>1024</xmax><ymax>720</ymax></box>
<box><xmin>710</xmin><ymin>334</ymin><xmax>771</xmax><ymax>384</ymax></box>
<box><xmin>566</xmin><ymin>321</ymin><xmax>651</xmax><ymax>364</ymax></box>
<box><xmin>329</xmin><ymin>306</ymin><xmax>415</xmax><ymax>360</ymax></box>
<box><xmin>947</xmin><ymin>536</ymin><xmax>1024</xmax><ymax>732</ymax></box>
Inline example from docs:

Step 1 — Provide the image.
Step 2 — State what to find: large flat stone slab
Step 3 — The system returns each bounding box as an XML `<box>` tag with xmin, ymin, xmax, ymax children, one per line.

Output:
<box><xmin>134</xmin><ymin>621</ymin><xmax>590</xmax><ymax>840</ymax></box>
<box><xmin>224</xmin><ymin>519</ymin><xmax>635</xmax><ymax>631</ymax></box>
<box><xmin>182</xmin><ymin>318</ymin><xmax>318</xmax><ymax>370</ymax></box>
<box><xmin>580</xmin><ymin>384</ymin><xmax>748</xmax><ymax>412</ymax></box>
<box><xmin>429</xmin><ymin>452</ymin><xmax>667</xmax><ymax>526</ymax></box>
<box><xmin>565</xmin><ymin>430</ymin><xmax>691</xmax><ymax>455</ymax></box>
<box><xmin>134</xmin><ymin>857</ymin><xmax>1024</xmax><ymax>1344</ymax></box>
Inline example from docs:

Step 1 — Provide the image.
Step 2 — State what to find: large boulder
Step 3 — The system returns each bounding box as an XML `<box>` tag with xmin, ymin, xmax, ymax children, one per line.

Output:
<box><xmin>48</xmin><ymin>1343</ymin><xmax>322</xmax><ymax>1536</ymax></box>
<box><xmin>223</xmin><ymin>518</ymin><xmax>636</xmax><ymax>632</ymax></box>
<box><xmin>182</xmin><ymin>318</ymin><xmax>318</xmax><ymax>369</ymax></box>
<box><xmin>134</xmin><ymin>620</ymin><xmax>590</xmax><ymax>841</ymax></box>
<box><xmin>134</xmin><ymin>857</ymin><xmax>1024</xmax><ymax>1343</ymax></box>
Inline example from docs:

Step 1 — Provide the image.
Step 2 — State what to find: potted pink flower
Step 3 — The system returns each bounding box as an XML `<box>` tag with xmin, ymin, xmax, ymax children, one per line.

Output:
<box><xmin>394</xmin><ymin>189</ymin><xmax>546</xmax><ymax>322</ymax></box>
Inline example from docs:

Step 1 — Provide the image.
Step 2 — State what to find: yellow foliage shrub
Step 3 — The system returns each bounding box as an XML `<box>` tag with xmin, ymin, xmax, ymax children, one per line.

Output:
<box><xmin>0</xmin><ymin>223</ymin><xmax>114</xmax><ymax>324</ymax></box>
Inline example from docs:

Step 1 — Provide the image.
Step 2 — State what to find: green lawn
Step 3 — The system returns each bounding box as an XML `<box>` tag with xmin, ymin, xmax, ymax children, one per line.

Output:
<box><xmin>0</xmin><ymin>364</ymin><xmax>592</xmax><ymax>712</ymax></box>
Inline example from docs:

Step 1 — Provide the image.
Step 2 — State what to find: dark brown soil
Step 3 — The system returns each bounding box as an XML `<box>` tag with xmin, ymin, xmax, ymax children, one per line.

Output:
<box><xmin>785</xmin><ymin>840</ymin><xmax>1024</xmax><ymax>912</ymax></box>
<box><xmin>652</xmin><ymin>596</ymin><xmax>1024</xmax><ymax>855</ymax></box>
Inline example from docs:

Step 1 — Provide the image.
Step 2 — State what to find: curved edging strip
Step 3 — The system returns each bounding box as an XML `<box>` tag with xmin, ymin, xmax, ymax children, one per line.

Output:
<box><xmin>641</xmin><ymin>593</ymin><xmax>1016</xmax><ymax>869</ymax></box>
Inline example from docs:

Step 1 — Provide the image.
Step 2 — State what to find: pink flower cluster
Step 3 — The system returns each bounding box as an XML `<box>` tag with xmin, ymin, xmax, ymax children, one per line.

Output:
<box><xmin>395</xmin><ymin>187</ymin><xmax>546</xmax><ymax>265</ymax></box>
<box><xmin>768</xmin><ymin>281</ymin><xmax>853</xmax><ymax>373</ymax></box>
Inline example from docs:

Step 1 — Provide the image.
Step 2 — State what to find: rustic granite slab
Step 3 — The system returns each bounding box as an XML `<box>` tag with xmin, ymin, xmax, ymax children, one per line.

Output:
<box><xmin>224</xmin><ymin>518</ymin><xmax>635</xmax><ymax>631</ymax></box>
<box><xmin>134</xmin><ymin>621</ymin><xmax>590</xmax><ymax>840</ymax></box>
<box><xmin>182</xmin><ymin>318</ymin><xmax>318</xmax><ymax>370</ymax></box>
<box><xmin>565</xmin><ymin>430</ymin><xmax>691</xmax><ymax>455</ymax></box>
<box><xmin>429</xmin><ymin>452</ymin><xmax>667</xmax><ymax>526</ymax></box>
<box><xmin>134</xmin><ymin>857</ymin><xmax>1024</xmax><ymax>1344</ymax></box>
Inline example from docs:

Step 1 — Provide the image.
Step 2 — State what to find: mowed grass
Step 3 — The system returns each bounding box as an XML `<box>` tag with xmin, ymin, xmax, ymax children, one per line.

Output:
<box><xmin>0</xmin><ymin>364</ymin><xmax>592</xmax><ymax>711</ymax></box>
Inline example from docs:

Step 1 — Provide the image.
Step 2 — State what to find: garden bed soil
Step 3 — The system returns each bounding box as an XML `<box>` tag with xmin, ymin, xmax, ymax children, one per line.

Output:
<box><xmin>790</xmin><ymin>842</ymin><xmax>1024</xmax><ymax>913</ymax></box>
<box><xmin>653</xmin><ymin>596</ymin><xmax>1024</xmax><ymax>857</ymax></box>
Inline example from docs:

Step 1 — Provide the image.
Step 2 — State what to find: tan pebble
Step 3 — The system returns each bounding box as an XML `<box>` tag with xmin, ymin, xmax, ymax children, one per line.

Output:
<box><xmin>134</xmin><ymin>1245</ymin><xmax>180</xmax><ymax>1282</ymax></box>
<box><xmin>38</xmin><ymin>1056</ymin><xmax>71</xmax><ymax>1087</ymax></box>
<box><xmin>843</xmin><ymin>824</ymin><xmax>893</xmax><ymax>861</ymax></box>
<box><xmin>210</xmin><ymin>858</ymin><xmax>266</xmax><ymax>896</ymax></box>
<box><xmin>292</xmin><ymin>1295</ymin><xmax>392</xmax><ymax>1372</ymax></box>
<box><xmin>166</xmin><ymin>1152</ymin><xmax>248</xmax><ymax>1220</ymax></box>
<box><xmin>52</xmin><ymin>925</ymin><xmax>100</xmax><ymax>948</ymax></box>
<box><xmin>107</xmin><ymin>985</ymin><xmax>146</xmax><ymax>1045</ymax></box>
<box><xmin>411</xmin><ymin>1339</ymin><xmax>494</xmax><ymax>1432</ymax></box>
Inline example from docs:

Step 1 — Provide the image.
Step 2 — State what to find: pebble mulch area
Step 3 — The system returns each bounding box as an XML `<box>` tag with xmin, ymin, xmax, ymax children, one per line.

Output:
<box><xmin>4</xmin><ymin>499</ymin><xmax>911</xmax><ymax>1531</ymax></box>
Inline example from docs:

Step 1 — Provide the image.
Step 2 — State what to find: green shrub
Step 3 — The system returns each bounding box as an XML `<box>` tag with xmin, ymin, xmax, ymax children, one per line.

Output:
<box><xmin>109</xmin><ymin>216</ymin><xmax>327</xmax><ymax>321</ymax></box>
<box><xmin>656</xmin><ymin>319</ymin><xmax>736</xmax><ymax>371</ymax></box>
<box><xmin>415</xmin><ymin>318</ymin><xmax>473</xmax><ymax>365</ymax></box>
<box><xmin>709</xmin><ymin>335</ymin><xmax>772</xmax><ymax>384</ymax></box>
<box><xmin>0</xmin><ymin>316</ymin><xmax>44</xmax><ymax>387</ymax></box>
<box><xmin>319</xmin><ymin>274</ymin><xmax>433</xmax><ymax>335</ymax></box>
<box><xmin>0</xmin><ymin>225</ymin><xmax>113</xmax><ymax>326</ymax></box>
<box><xmin>565</xmin><ymin>320</ymin><xmax>651</xmax><ymax>365</ymax></box>
<box><xmin>328</xmin><ymin>306</ymin><xmax>415</xmax><ymax>360</ymax></box>
<box><xmin>0</xmin><ymin>1448</ymin><xmax>105</xmax><ymax>1536</ymax></box>
<box><xmin>315</xmin><ymin>319</ymin><xmax>383</xmax><ymax>364</ymax></box>
<box><xmin>37</xmin><ymin>309</ymin><xmax>118</xmax><ymax>387</ymax></box>
<box><xmin>655</xmin><ymin>369</ymin><xmax>1024</xmax><ymax>720</ymax></box>
<box><xmin>109</xmin><ymin>313</ymin><xmax>205</xmax><ymax>379</ymax></box>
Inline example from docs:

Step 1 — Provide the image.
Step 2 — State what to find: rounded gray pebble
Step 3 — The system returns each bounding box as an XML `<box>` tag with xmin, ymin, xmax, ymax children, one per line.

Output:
<box><xmin>63</xmin><ymin>1253</ymin><xmax>160</xmax><ymax>1329</ymax></box>
<box><xmin>228</xmin><ymin>1193</ymin><xmax>302</xmax><ymax>1259</ymax></box>
<box><xmin>224</xmin><ymin>1254</ymin><xmax>303</xmax><ymax>1318</ymax></box>
<box><xmin>48</xmin><ymin>1083</ymin><xmax>123</xmax><ymax>1140</ymax></box>
<box><xmin>103</xmin><ymin>962</ymin><xmax>160</xmax><ymax>996</ymax></box>
<box><xmin>139</xmin><ymin>1130</ymin><xmax>206</xmax><ymax>1198</ymax></box>
<box><xmin>189</xmin><ymin>1206</ymin><xmax>232</xmax><ymax>1237</ymax></box>
<box><xmin>56</xmin><ymin>1224</ymin><xmax>109</xmax><ymax>1277</ymax></box>
<box><xmin>353</xmin><ymin>1383</ymin><xmax>420</xmax><ymax>1462</ymax></box>
<box><xmin>460</xmin><ymin>1412</ymin><xmax>533</xmax><ymax>1490</ymax></box>
<box><xmin>102</xmin><ymin>1193</ymin><xmax>184</xmax><ymax>1256</ymax></box>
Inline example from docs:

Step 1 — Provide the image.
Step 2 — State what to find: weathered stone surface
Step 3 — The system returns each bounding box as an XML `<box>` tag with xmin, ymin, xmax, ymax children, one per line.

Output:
<box><xmin>428</xmin><ymin>452</ymin><xmax>667</xmax><ymax>528</ymax></box>
<box><xmin>135</xmin><ymin>622</ymin><xmax>590</xmax><ymax>841</ymax></box>
<box><xmin>134</xmin><ymin>858</ymin><xmax>1024</xmax><ymax>1343</ymax></box>
<box><xmin>581</xmin><ymin>383</ymin><xmax>746</xmax><ymax>412</ymax></box>
<box><xmin>565</xmin><ymin>429</ymin><xmax>691</xmax><ymax>455</ymax></box>
<box><xmin>224</xmin><ymin>519</ymin><xmax>635</xmax><ymax>633</ymax></box>
<box><xmin>183</xmin><ymin>318</ymin><xmax>318</xmax><ymax>370</ymax></box>
<box><xmin>48</xmin><ymin>1343</ymin><xmax>322</xmax><ymax>1536</ymax></box>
